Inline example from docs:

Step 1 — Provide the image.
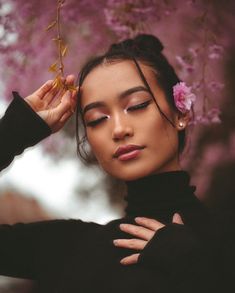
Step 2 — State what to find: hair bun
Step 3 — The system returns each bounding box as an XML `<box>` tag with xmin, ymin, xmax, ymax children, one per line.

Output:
<box><xmin>108</xmin><ymin>39</ymin><xmax>134</xmax><ymax>53</ymax></box>
<box><xmin>133</xmin><ymin>34</ymin><xmax>164</xmax><ymax>54</ymax></box>
<box><xmin>107</xmin><ymin>34</ymin><xmax>164</xmax><ymax>56</ymax></box>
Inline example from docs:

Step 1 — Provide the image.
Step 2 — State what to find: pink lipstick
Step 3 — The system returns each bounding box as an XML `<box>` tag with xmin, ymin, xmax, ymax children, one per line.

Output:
<box><xmin>113</xmin><ymin>144</ymin><xmax>145</xmax><ymax>161</ymax></box>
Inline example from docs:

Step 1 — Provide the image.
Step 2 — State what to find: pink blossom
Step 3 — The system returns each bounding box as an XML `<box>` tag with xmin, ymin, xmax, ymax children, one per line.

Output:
<box><xmin>191</xmin><ymin>108</ymin><xmax>221</xmax><ymax>125</ymax></box>
<box><xmin>104</xmin><ymin>0</ymin><xmax>156</xmax><ymax>40</ymax></box>
<box><xmin>203</xmin><ymin>144</ymin><xmax>224</xmax><ymax>166</ymax></box>
<box><xmin>194</xmin><ymin>115</ymin><xmax>210</xmax><ymax>125</ymax></box>
<box><xmin>208</xmin><ymin>44</ymin><xmax>224</xmax><ymax>59</ymax></box>
<box><xmin>0</xmin><ymin>0</ymin><xmax>227</xmax><ymax>157</ymax></box>
<box><xmin>192</xmin><ymin>81</ymin><xmax>202</xmax><ymax>92</ymax></box>
<box><xmin>207</xmin><ymin>108</ymin><xmax>221</xmax><ymax>123</ymax></box>
<box><xmin>208</xmin><ymin>81</ymin><xmax>225</xmax><ymax>92</ymax></box>
<box><xmin>188</xmin><ymin>47</ymin><xmax>200</xmax><ymax>58</ymax></box>
<box><xmin>173</xmin><ymin>82</ymin><xmax>196</xmax><ymax>113</ymax></box>
<box><xmin>175</xmin><ymin>55</ymin><xmax>195</xmax><ymax>74</ymax></box>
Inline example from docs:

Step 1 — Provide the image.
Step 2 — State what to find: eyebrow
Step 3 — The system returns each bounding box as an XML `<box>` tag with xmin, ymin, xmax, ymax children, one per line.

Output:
<box><xmin>82</xmin><ymin>85</ymin><xmax>150</xmax><ymax>115</ymax></box>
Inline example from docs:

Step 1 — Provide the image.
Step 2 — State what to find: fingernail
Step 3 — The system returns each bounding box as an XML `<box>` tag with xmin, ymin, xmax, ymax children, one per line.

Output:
<box><xmin>72</xmin><ymin>91</ymin><xmax>78</xmax><ymax>98</ymax></box>
<box><xmin>47</xmin><ymin>80</ymin><xmax>53</xmax><ymax>85</ymax></box>
<box><xmin>135</xmin><ymin>217</ymin><xmax>144</xmax><ymax>221</ymax></box>
<box><xmin>119</xmin><ymin>224</ymin><xmax>127</xmax><ymax>229</ymax></box>
<box><xmin>113</xmin><ymin>240</ymin><xmax>118</xmax><ymax>245</ymax></box>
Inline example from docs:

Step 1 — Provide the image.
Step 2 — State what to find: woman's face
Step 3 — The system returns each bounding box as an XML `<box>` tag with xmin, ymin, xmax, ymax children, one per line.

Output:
<box><xmin>80</xmin><ymin>60</ymin><xmax>183</xmax><ymax>181</ymax></box>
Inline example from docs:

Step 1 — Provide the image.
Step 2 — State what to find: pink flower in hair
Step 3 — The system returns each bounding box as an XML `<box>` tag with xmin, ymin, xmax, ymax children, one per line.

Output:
<box><xmin>173</xmin><ymin>82</ymin><xmax>196</xmax><ymax>113</ymax></box>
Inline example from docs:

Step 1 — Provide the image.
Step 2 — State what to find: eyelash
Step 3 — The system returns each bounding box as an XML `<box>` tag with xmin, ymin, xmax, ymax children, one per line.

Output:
<box><xmin>127</xmin><ymin>100</ymin><xmax>151</xmax><ymax>111</ymax></box>
<box><xmin>86</xmin><ymin>100</ymin><xmax>151</xmax><ymax>127</ymax></box>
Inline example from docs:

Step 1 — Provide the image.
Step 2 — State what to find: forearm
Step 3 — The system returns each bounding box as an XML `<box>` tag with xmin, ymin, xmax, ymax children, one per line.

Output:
<box><xmin>0</xmin><ymin>219</ymin><xmax>98</xmax><ymax>279</ymax></box>
<box><xmin>0</xmin><ymin>92</ymin><xmax>51</xmax><ymax>172</ymax></box>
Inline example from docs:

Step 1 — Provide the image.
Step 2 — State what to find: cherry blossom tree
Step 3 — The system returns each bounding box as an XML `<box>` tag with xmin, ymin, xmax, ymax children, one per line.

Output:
<box><xmin>0</xmin><ymin>0</ymin><xmax>234</xmax><ymax>201</ymax></box>
<box><xmin>0</xmin><ymin>2</ymin><xmax>234</xmax><ymax>291</ymax></box>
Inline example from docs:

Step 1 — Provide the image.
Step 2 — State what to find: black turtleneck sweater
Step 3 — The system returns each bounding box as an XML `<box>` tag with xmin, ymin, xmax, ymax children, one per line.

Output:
<box><xmin>0</xmin><ymin>93</ymin><xmax>230</xmax><ymax>292</ymax></box>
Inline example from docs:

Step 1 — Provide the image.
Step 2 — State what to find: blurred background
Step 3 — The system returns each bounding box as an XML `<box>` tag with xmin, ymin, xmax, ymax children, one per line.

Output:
<box><xmin>0</xmin><ymin>0</ymin><xmax>235</xmax><ymax>291</ymax></box>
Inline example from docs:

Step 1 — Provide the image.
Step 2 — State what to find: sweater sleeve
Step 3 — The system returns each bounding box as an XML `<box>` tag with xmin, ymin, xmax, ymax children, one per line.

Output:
<box><xmin>0</xmin><ymin>219</ymin><xmax>99</xmax><ymax>280</ymax></box>
<box><xmin>137</xmin><ymin>223</ymin><xmax>223</xmax><ymax>293</ymax></box>
<box><xmin>0</xmin><ymin>92</ymin><xmax>51</xmax><ymax>172</ymax></box>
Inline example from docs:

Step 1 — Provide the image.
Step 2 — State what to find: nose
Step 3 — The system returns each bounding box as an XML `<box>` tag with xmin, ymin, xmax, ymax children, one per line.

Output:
<box><xmin>111</xmin><ymin>114</ymin><xmax>134</xmax><ymax>141</ymax></box>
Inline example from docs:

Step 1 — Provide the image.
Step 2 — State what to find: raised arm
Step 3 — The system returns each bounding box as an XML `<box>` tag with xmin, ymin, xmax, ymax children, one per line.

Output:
<box><xmin>0</xmin><ymin>76</ymin><xmax>96</xmax><ymax>280</ymax></box>
<box><xmin>0</xmin><ymin>75</ymin><xmax>77</xmax><ymax>172</ymax></box>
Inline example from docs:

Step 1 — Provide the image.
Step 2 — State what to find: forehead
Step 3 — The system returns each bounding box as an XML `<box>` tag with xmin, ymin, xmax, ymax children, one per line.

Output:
<box><xmin>80</xmin><ymin>60</ymin><xmax>157</xmax><ymax>107</ymax></box>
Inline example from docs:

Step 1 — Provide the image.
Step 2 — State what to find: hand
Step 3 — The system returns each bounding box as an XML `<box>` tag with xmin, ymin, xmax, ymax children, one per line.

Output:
<box><xmin>113</xmin><ymin>213</ymin><xmax>184</xmax><ymax>265</ymax></box>
<box><xmin>24</xmin><ymin>75</ymin><xmax>78</xmax><ymax>133</ymax></box>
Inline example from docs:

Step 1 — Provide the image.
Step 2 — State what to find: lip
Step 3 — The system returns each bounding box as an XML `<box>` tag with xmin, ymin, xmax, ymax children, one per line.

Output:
<box><xmin>113</xmin><ymin>144</ymin><xmax>145</xmax><ymax>159</ymax></box>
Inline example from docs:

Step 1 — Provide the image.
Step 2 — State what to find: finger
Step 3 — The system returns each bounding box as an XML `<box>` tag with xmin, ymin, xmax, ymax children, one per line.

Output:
<box><xmin>49</xmin><ymin>79</ymin><xmax>77</xmax><ymax>109</ymax></box>
<box><xmin>119</xmin><ymin>223</ymin><xmax>154</xmax><ymax>241</ymax></box>
<box><xmin>70</xmin><ymin>89</ymin><xmax>78</xmax><ymax>108</ymax></box>
<box><xmin>172</xmin><ymin>213</ymin><xmax>184</xmax><ymax>224</ymax></box>
<box><xmin>33</xmin><ymin>80</ymin><xmax>54</xmax><ymax>100</ymax></box>
<box><xmin>52</xmin><ymin>91</ymin><xmax>72</xmax><ymax>120</ymax></box>
<box><xmin>47</xmin><ymin>75</ymin><xmax>73</xmax><ymax>108</ymax></box>
<box><xmin>49</xmin><ymin>75</ymin><xmax>78</xmax><ymax>112</ymax></box>
<box><xmin>48</xmin><ymin>87</ymin><xmax>67</xmax><ymax>108</ymax></box>
<box><xmin>120</xmin><ymin>253</ymin><xmax>140</xmax><ymax>265</ymax></box>
<box><xmin>65</xmin><ymin>74</ymin><xmax>75</xmax><ymax>86</ymax></box>
<box><xmin>43</xmin><ymin>85</ymin><xmax>61</xmax><ymax>107</ymax></box>
<box><xmin>59</xmin><ymin>109</ymin><xmax>74</xmax><ymax>124</ymax></box>
<box><xmin>57</xmin><ymin>86</ymin><xmax>77</xmax><ymax>115</ymax></box>
<box><xmin>113</xmin><ymin>238</ymin><xmax>147</xmax><ymax>250</ymax></box>
<box><xmin>134</xmin><ymin>217</ymin><xmax>165</xmax><ymax>231</ymax></box>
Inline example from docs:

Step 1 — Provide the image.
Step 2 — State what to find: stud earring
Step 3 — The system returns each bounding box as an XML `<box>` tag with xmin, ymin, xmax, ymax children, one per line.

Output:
<box><xmin>179</xmin><ymin>122</ymin><xmax>184</xmax><ymax>128</ymax></box>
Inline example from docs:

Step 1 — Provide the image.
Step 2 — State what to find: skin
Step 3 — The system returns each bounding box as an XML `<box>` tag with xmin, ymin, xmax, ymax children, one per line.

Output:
<box><xmin>25</xmin><ymin>62</ymin><xmax>189</xmax><ymax>266</ymax></box>
<box><xmin>79</xmin><ymin>60</ymin><xmax>189</xmax><ymax>265</ymax></box>
<box><xmin>114</xmin><ymin>213</ymin><xmax>184</xmax><ymax>265</ymax></box>
<box><xmin>80</xmin><ymin>60</ymin><xmax>189</xmax><ymax>181</ymax></box>
<box><xmin>24</xmin><ymin>75</ymin><xmax>78</xmax><ymax>133</ymax></box>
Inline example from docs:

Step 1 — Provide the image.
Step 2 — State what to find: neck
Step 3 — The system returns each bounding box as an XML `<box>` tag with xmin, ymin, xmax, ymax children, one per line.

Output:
<box><xmin>124</xmin><ymin>170</ymin><xmax>198</xmax><ymax>223</ymax></box>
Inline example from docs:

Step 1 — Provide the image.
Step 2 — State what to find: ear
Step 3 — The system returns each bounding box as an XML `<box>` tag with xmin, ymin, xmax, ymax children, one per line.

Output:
<box><xmin>175</xmin><ymin>111</ymin><xmax>190</xmax><ymax>131</ymax></box>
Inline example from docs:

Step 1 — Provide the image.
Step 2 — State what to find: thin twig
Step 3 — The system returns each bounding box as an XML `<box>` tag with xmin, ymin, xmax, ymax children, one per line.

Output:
<box><xmin>57</xmin><ymin>0</ymin><xmax>64</xmax><ymax>77</ymax></box>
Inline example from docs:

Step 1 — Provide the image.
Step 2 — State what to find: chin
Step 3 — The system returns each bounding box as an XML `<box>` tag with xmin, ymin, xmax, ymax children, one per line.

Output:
<box><xmin>106</xmin><ymin>163</ymin><xmax>161</xmax><ymax>182</ymax></box>
<box><xmin>100</xmin><ymin>152</ymin><xmax>179</xmax><ymax>182</ymax></box>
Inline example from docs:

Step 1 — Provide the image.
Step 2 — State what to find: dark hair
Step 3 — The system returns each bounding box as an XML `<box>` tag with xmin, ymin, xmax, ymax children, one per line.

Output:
<box><xmin>76</xmin><ymin>34</ymin><xmax>186</xmax><ymax>164</ymax></box>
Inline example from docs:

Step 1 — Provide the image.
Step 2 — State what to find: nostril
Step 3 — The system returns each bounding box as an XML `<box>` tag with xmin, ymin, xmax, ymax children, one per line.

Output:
<box><xmin>112</xmin><ymin>127</ymin><xmax>133</xmax><ymax>141</ymax></box>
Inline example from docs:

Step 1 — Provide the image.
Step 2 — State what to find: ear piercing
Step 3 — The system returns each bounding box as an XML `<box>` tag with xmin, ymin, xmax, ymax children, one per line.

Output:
<box><xmin>179</xmin><ymin>122</ymin><xmax>184</xmax><ymax>128</ymax></box>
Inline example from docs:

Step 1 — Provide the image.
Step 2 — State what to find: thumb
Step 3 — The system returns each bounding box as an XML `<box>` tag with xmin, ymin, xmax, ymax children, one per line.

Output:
<box><xmin>172</xmin><ymin>213</ymin><xmax>184</xmax><ymax>225</ymax></box>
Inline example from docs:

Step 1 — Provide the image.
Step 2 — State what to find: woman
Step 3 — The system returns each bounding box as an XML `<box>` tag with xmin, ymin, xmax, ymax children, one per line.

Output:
<box><xmin>0</xmin><ymin>34</ymin><xmax>228</xmax><ymax>293</ymax></box>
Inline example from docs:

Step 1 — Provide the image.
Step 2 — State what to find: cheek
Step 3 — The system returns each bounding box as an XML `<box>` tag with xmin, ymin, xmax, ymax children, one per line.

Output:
<box><xmin>86</xmin><ymin>131</ymin><xmax>97</xmax><ymax>150</ymax></box>
<box><xmin>146</xmin><ymin>111</ymin><xmax>178</xmax><ymax>151</ymax></box>
<box><xmin>86</xmin><ymin>130</ymin><xmax>106</xmax><ymax>158</ymax></box>
<box><xmin>145</xmin><ymin>109</ymin><xmax>165</xmax><ymax>135</ymax></box>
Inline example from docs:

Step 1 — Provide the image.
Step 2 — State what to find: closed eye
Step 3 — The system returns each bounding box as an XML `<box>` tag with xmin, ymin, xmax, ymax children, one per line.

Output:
<box><xmin>86</xmin><ymin>116</ymin><xmax>108</xmax><ymax>127</ymax></box>
<box><xmin>127</xmin><ymin>100</ymin><xmax>152</xmax><ymax>111</ymax></box>
<box><xmin>86</xmin><ymin>100</ymin><xmax>152</xmax><ymax>127</ymax></box>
